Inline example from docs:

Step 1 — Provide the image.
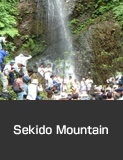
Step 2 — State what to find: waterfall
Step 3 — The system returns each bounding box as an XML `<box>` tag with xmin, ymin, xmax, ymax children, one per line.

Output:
<box><xmin>47</xmin><ymin>0</ymin><xmax>76</xmax><ymax>79</ymax></box>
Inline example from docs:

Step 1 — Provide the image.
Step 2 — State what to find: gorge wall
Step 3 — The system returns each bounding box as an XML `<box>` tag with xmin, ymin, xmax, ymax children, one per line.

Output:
<box><xmin>15</xmin><ymin>0</ymin><xmax>123</xmax><ymax>84</ymax></box>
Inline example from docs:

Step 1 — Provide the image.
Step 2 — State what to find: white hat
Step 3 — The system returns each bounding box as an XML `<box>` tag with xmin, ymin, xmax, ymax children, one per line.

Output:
<box><xmin>31</xmin><ymin>79</ymin><xmax>38</xmax><ymax>84</ymax></box>
<box><xmin>19</xmin><ymin>54</ymin><xmax>24</xmax><ymax>57</ymax></box>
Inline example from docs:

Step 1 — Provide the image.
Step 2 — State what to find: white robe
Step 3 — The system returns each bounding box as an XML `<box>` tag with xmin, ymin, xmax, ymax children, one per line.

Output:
<box><xmin>73</xmin><ymin>81</ymin><xmax>80</xmax><ymax>93</ymax></box>
<box><xmin>44</xmin><ymin>67</ymin><xmax>52</xmax><ymax>80</ymax></box>
<box><xmin>26</xmin><ymin>84</ymin><xmax>43</xmax><ymax>100</ymax></box>
<box><xmin>38</xmin><ymin>67</ymin><xmax>45</xmax><ymax>77</ymax></box>
<box><xmin>85</xmin><ymin>79</ymin><xmax>93</xmax><ymax>90</ymax></box>
<box><xmin>81</xmin><ymin>81</ymin><xmax>87</xmax><ymax>91</ymax></box>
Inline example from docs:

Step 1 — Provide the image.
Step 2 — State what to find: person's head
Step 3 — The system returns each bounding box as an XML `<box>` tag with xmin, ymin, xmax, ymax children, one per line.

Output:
<box><xmin>47</xmin><ymin>90</ymin><xmax>53</xmax><ymax>98</ymax></box>
<box><xmin>107</xmin><ymin>92</ymin><xmax>113</xmax><ymax>99</ymax></box>
<box><xmin>10</xmin><ymin>60</ymin><xmax>15</xmax><ymax>66</ymax></box>
<box><xmin>17</xmin><ymin>63</ymin><xmax>25</xmax><ymax>68</ymax></box>
<box><xmin>3</xmin><ymin>35</ymin><xmax>7</xmax><ymax>39</ymax></box>
<box><xmin>82</xmin><ymin>78</ymin><xmax>85</xmax><ymax>81</ymax></box>
<box><xmin>95</xmin><ymin>95</ymin><xmax>103</xmax><ymax>100</ymax></box>
<box><xmin>69</xmin><ymin>76</ymin><xmax>72</xmax><ymax>80</ymax></box>
<box><xmin>50</xmin><ymin>75</ymin><xmax>54</xmax><ymax>79</ymax></box>
<box><xmin>24</xmin><ymin>54</ymin><xmax>29</xmax><ymax>57</ymax></box>
<box><xmin>113</xmin><ymin>92</ymin><xmax>120</xmax><ymax>100</ymax></box>
<box><xmin>19</xmin><ymin>53</ymin><xmax>24</xmax><ymax>57</ymax></box>
<box><xmin>122</xmin><ymin>91</ymin><xmax>123</xmax><ymax>96</ymax></box>
<box><xmin>74</xmin><ymin>79</ymin><xmax>77</xmax><ymax>82</ymax></box>
<box><xmin>55</xmin><ymin>74</ymin><xmax>59</xmax><ymax>78</ymax></box>
<box><xmin>40</xmin><ymin>64</ymin><xmax>43</xmax><ymax>68</ymax></box>
<box><xmin>102</xmin><ymin>94</ymin><xmax>107</xmax><ymax>100</ymax></box>
<box><xmin>72</xmin><ymin>93</ymin><xmax>79</xmax><ymax>100</ymax></box>
<box><xmin>28</xmin><ymin>69</ymin><xmax>33</xmax><ymax>73</ymax></box>
<box><xmin>53</xmin><ymin>85</ymin><xmax>57</xmax><ymax>91</ymax></box>
<box><xmin>19</xmin><ymin>73</ymin><xmax>24</xmax><ymax>78</ymax></box>
<box><xmin>119</xmin><ymin>83</ymin><xmax>123</xmax><ymax>87</ymax></box>
<box><xmin>47</xmin><ymin>64</ymin><xmax>50</xmax><ymax>68</ymax></box>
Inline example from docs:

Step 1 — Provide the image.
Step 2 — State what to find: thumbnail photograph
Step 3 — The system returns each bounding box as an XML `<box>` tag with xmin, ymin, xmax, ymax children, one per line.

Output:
<box><xmin>0</xmin><ymin>0</ymin><xmax>123</xmax><ymax>100</ymax></box>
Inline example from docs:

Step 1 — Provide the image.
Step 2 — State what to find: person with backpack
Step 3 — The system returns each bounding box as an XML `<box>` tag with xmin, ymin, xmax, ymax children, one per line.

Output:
<box><xmin>8</xmin><ymin>61</ymin><xmax>16</xmax><ymax>87</ymax></box>
<box><xmin>13</xmin><ymin>73</ymin><xmax>24</xmax><ymax>100</ymax></box>
<box><xmin>0</xmin><ymin>60</ymin><xmax>15</xmax><ymax>93</ymax></box>
<box><xmin>0</xmin><ymin>49</ymin><xmax>9</xmax><ymax>73</ymax></box>
<box><xmin>23</xmin><ymin>69</ymin><xmax>34</xmax><ymax>99</ymax></box>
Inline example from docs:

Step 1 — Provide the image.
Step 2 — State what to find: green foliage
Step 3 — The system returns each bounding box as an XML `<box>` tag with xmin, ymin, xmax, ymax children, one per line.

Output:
<box><xmin>95</xmin><ymin>50</ymin><xmax>123</xmax><ymax>77</ymax></box>
<box><xmin>113</xmin><ymin>3</ymin><xmax>123</xmax><ymax>29</ymax></box>
<box><xmin>24</xmin><ymin>10</ymin><xmax>30</xmax><ymax>14</ymax></box>
<box><xmin>91</xmin><ymin>0</ymin><xmax>123</xmax><ymax>28</ymax></box>
<box><xmin>73</xmin><ymin>0</ymin><xmax>123</xmax><ymax>34</ymax></box>
<box><xmin>100</xmin><ymin>51</ymin><xmax>114</xmax><ymax>56</ymax></box>
<box><xmin>0</xmin><ymin>79</ymin><xmax>17</xmax><ymax>100</ymax></box>
<box><xmin>73</xmin><ymin>19</ymin><xmax>94</xmax><ymax>34</ymax></box>
<box><xmin>75</xmin><ymin>3</ymin><xmax>84</xmax><ymax>13</ymax></box>
<box><xmin>21</xmin><ymin>36</ymin><xmax>35</xmax><ymax>51</ymax></box>
<box><xmin>0</xmin><ymin>1</ymin><xmax>19</xmax><ymax>38</ymax></box>
<box><xmin>68</xmin><ymin>19</ymin><xmax>79</xmax><ymax>31</ymax></box>
<box><xmin>3</xmin><ymin>42</ymin><xmax>16</xmax><ymax>63</ymax></box>
<box><xmin>7</xmin><ymin>86</ymin><xmax>17</xmax><ymax>100</ymax></box>
<box><xmin>4</xmin><ymin>42</ymin><xmax>17</xmax><ymax>52</ymax></box>
<box><xmin>39</xmin><ymin>91</ymin><xmax>47</xmax><ymax>100</ymax></box>
<box><xmin>4</xmin><ymin>53</ymin><xmax>14</xmax><ymax>64</ymax></box>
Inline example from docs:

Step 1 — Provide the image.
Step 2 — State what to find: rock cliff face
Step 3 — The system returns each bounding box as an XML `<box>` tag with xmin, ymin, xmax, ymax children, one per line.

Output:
<box><xmin>16</xmin><ymin>0</ymin><xmax>123</xmax><ymax>84</ymax></box>
<box><xmin>73</xmin><ymin>13</ymin><xmax>123</xmax><ymax>84</ymax></box>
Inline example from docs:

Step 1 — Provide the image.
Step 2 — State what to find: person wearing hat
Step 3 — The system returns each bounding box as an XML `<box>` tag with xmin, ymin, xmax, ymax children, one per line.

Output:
<box><xmin>22</xmin><ymin>69</ymin><xmax>34</xmax><ymax>99</ymax></box>
<box><xmin>0</xmin><ymin>60</ymin><xmax>15</xmax><ymax>92</ymax></box>
<box><xmin>0</xmin><ymin>48</ymin><xmax>9</xmax><ymax>73</ymax></box>
<box><xmin>26</xmin><ymin>79</ymin><xmax>43</xmax><ymax>100</ymax></box>
<box><xmin>21</xmin><ymin>54</ymin><xmax>32</xmax><ymax>67</ymax></box>
<box><xmin>20</xmin><ymin>54</ymin><xmax>32</xmax><ymax>75</ymax></box>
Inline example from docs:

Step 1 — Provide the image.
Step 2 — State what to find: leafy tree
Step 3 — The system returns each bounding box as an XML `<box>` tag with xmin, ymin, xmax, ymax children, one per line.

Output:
<box><xmin>0</xmin><ymin>0</ymin><xmax>19</xmax><ymax>38</ymax></box>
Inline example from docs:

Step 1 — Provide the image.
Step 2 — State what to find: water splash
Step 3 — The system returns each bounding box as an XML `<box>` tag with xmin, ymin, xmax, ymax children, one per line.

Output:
<box><xmin>47</xmin><ymin>0</ymin><xmax>76</xmax><ymax>79</ymax></box>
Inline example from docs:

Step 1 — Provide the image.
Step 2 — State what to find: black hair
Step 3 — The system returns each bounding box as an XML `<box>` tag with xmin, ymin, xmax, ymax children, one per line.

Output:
<box><xmin>28</xmin><ymin>69</ymin><xmax>33</xmax><ymax>73</ymax></box>
<box><xmin>102</xmin><ymin>94</ymin><xmax>107</xmax><ymax>100</ymax></box>
<box><xmin>107</xmin><ymin>92</ymin><xmax>112</xmax><ymax>99</ymax></box>
<box><xmin>50</xmin><ymin>75</ymin><xmax>54</xmax><ymax>78</ymax></box>
<box><xmin>95</xmin><ymin>95</ymin><xmax>102</xmax><ymax>100</ymax></box>
<box><xmin>19</xmin><ymin>73</ymin><xmax>24</xmax><ymax>78</ymax></box>
<box><xmin>72</xmin><ymin>93</ymin><xmax>78</xmax><ymax>99</ymax></box>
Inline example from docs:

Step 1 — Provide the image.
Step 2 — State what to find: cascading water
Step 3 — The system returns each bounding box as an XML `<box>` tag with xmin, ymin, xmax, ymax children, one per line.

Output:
<box><xmin>47</xmin><ymin>0</ymin><xmax>76</xmax><ymax>79</ymax></box>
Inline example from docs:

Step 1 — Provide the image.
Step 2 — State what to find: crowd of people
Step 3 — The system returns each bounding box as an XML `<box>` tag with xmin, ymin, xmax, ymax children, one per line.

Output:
<box><xmin>0</xmin><ymin>35</ymin><xmax>123</xmax><ymax>100</ymax></box>
<box><xmin>40</xmin><ymin>71</ymin><xmax>123</xmax><ymax>100</ymax></box>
